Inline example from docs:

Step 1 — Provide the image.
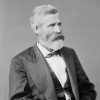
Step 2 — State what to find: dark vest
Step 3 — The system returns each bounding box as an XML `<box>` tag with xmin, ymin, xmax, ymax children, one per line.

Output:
<box><xmin>47</xmin><ymin>64</ymin><xmax>75</xmax><ymax>100</ymax></box>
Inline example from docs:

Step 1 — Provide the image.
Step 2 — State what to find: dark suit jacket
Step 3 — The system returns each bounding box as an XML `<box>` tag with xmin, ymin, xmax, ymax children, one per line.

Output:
<box><xmin>9</xmin><ymin>44</ymin><xmax>96</xmax><ymax>100</ymax></box>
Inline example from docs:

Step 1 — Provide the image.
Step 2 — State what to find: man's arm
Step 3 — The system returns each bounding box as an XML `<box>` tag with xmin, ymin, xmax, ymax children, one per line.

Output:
<box><xmin>9</xmin><ymin>57</ymin><xmax>32</xmax><ymax>100</ymax></box>
<box><xmin>72</xmin><ymin>50</ymin><xmax>97</xmax><ymax>100</ymax></box>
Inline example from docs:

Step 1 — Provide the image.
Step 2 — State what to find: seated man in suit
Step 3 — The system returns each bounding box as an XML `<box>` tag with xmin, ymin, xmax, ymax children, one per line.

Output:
<box><xmin>9</xmin><ymin>5</ymin><xmax>96</xmax><ymax>100</ymax></box>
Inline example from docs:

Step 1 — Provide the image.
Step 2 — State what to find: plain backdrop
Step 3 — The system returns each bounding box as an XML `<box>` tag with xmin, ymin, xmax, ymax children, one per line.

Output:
<box><xmin>0</xmin><ymin>0</ymin><xmax>100</xmax><ymax>100</ymax></box>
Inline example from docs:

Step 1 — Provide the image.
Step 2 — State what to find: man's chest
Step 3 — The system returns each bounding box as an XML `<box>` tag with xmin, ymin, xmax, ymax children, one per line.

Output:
<box><xmin>46</xmin><ymin>55</ymin><xmax>67</xmax><ymax>87</ymax></box>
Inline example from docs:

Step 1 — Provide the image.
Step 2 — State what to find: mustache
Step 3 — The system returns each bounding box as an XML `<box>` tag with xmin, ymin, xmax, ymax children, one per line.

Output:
<box><xmin>53</xmin><ymin>34</ymin><xmax>65</xmax><ymax>41</ymax></box>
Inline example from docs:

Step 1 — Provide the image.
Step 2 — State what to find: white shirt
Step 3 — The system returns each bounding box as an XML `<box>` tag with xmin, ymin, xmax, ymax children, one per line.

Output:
<box><xmin>37</xmin><ymin>42</ymin><xmax>71</xmax><ymax>100</ymax></box>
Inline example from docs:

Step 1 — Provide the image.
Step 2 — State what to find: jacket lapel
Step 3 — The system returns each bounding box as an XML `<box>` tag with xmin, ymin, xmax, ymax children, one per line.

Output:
<box><xmin>26</xmin><ymin>44</ymin><xmax>57</xmax><ymax>100</ymax></box>
<box><xmin>61</xmin><ymin>48</ymin><xmax>79</xmax><ymax>100</ymax></box>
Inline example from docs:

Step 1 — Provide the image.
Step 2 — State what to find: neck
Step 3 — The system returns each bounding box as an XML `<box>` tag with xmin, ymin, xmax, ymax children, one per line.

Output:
<box><xmin>38</xmin><ymin>40</ymin><xmax>53</xmax><ymax>52</ymax></box>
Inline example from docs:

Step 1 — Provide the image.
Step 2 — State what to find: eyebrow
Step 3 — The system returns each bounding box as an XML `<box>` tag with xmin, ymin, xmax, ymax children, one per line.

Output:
<box><xmin>48</xmin><ymin>22</ymin><xmax>61</xmax><ymax>27</ymax></box>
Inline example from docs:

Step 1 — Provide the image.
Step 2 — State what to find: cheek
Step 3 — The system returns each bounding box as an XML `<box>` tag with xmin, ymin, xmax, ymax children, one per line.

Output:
<box><xmin>42</xmin><ymin>27</ymin><xmax>55</xmax><ymax>41</ymax></box>
<box><xmin>46</xmin><ymin>32</ymin><xmax>55</xmax><ymax>41</ymax></box>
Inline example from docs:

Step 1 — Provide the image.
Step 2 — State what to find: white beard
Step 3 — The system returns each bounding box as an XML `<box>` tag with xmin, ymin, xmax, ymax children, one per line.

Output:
<box><xmin>49</xmin><ymin>40</ymin><xmax>64</xmax><ymax>51</ymax></box>
<box><xmin>38</xmin><ymin>38</ymin><xmax>64</xmax><ymax>52</ymax></box>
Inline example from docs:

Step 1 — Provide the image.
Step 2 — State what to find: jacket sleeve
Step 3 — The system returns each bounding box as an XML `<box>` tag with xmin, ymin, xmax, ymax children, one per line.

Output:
<box><xmin>9</xmin><ymin>57</ymin><xmax>33</xmax><ymax>100</ymax></box>
<box><xmin>72</xmin><ymin>50</ymin><xmax>97</xmax><ymax>100</ymax></box>
<box><xmin>9</xmin><ymin>56</ymin><xmax>45</xmax><ymax>100</ymax></box>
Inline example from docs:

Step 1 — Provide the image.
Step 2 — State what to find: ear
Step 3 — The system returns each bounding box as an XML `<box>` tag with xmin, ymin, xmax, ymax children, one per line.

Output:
<box><xmin>35</xmin><ymin>26</ymin><xmax>41</xmax><ymax>35</ymax></box>
<box><xmin>31</xmin><ymin>24</ymin><xmax>40</xmax><ymax>35</ymax></box>
<box><xmin>36</xmin><ymin>26</ymin><xmax>38</xmax><ymax>30</ymax></box>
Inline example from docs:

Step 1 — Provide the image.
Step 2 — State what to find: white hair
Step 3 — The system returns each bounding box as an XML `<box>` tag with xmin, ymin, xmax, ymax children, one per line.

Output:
<box><xmin>30</xmin><ymin>5</ymin><xmax>58</xmax><ymax>34</ymax></box>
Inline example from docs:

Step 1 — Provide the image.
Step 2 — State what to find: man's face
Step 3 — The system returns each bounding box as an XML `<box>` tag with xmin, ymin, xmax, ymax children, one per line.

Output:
<box><xmin>38</xmin><ymin>14</ymin><xmax>64</xmax><ymax>44</ymax></box>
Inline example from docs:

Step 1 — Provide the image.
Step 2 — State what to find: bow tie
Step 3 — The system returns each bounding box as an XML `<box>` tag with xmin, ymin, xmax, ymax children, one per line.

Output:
<box><xmin>45</xmin><ymin>50</ymin><xmax>61</xmax><ymax>58</ymax></box>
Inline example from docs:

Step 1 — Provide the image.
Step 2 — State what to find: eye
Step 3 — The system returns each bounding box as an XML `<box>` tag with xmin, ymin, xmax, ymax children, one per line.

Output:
<box><xmin>48</xmin><ymin>23</ymin><xmax>56</xmax><ymax>27</ymax></box>
<box><xmin>58</xmin><ymin>22</ymin><xmax>61</xmax><ymax>26</ymax></box>
<box><xmin>52</xmin><ymin>23</ymin><xmax>55</xmax><ymax>26</ymax></box>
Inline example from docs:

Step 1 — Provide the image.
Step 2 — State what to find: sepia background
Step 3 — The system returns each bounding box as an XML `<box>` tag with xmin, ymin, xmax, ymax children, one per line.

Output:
<box><xmin>0</xmin><ymin>0</ymin><xmax>100</xmax><ymax>100</ymax></box>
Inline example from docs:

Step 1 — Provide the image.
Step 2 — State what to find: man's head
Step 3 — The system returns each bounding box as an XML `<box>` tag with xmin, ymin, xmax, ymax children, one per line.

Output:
<box><xmin>30</xmin><ymin>5</ymin><xmax>64</xmax><ymax>51</ymax></box>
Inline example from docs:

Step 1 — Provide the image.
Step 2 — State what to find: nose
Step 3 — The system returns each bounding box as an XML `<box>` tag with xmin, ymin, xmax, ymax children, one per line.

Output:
<box><xmin>55</xmin><ymin>25</ymin><xmax>61</xmax><ymax>34</ymax></box>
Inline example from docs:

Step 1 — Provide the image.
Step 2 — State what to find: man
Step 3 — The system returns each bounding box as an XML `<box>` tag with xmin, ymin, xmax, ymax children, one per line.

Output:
<box><xmin>9</xmin><ymin>5</ymin><xmax>96</xmax><ymax>100</ymax></box>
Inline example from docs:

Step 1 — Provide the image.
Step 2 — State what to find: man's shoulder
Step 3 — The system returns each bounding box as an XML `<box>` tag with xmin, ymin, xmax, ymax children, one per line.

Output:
<box><xmin>60</xmin><ymin>46</ymin><xmax>76</xmax><ymax>57</ymax></box>
<box><xmin>62</xmin><ymin>46</ymin><xmax>75</xmax><ymax>53</ymax></box>
<box><xmin>13</xmin><ymin>46</ymin><xmax>34</xmax><ymax>60</ymax></box>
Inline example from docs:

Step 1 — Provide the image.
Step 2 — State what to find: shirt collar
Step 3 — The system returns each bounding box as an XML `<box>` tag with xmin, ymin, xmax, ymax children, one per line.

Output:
<box><xmin>37</xmin><ymin>41</ymin><xmax>52</xmax><ymax>57</ymax></box>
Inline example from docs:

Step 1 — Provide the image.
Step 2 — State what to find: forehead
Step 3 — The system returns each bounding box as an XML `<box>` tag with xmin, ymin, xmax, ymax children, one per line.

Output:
<box><xmin>42</xmin><ymin>14</ymin><xmax>61</xmax><ymax>25</ymax></box>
